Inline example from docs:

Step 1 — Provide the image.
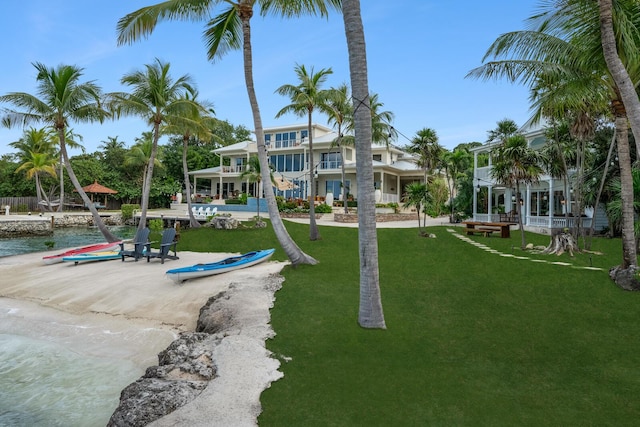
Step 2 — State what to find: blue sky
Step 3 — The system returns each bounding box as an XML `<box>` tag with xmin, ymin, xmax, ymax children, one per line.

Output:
<box><xmin>0</xmin><ymin>1</ymin><xmax>541</xmax><ymax>156</ymax></box>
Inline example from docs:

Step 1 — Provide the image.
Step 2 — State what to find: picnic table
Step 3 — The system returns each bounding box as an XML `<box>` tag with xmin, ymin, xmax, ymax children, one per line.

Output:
<box><xmin>462</xmin><ymin>221</ymin><xmax>512</xmax><ymax>238</ymax></box>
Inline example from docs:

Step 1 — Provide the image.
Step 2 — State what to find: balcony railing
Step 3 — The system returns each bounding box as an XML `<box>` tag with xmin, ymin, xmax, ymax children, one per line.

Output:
<box><xmin>221</xmin><ymin>165</ymin><xmax>245</xmax><ymax>174</ymax></box>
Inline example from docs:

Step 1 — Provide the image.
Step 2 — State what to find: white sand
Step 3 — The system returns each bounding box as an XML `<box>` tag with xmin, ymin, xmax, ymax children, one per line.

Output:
<box><xmin>0</xmin><ymin>250</ymin><xmax>287</xmax><ymax>426</ymax></box>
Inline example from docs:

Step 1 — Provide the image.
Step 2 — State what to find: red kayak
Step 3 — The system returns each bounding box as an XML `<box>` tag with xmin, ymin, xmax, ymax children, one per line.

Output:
<box><xmin>42</xmin><ymin>241</ymin><xmax>122</xmax><ymax>265</ymax></box>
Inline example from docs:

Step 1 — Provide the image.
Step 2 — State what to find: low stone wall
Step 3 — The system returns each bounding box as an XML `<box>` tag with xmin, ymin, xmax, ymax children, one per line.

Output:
<box><xmin>279</xmin><ymin>213</ymin><xmax>323</xmax><ymax>219</ymax></box>
<box><xmin>334</xmin><ymin>213</ymin><xmax>412</xmax><ymax>223</ymax></box>
<box><xmin>0</xmin><ymin>213</ymin><xmax>125</xmax><ymax>237</ymax></box>
<box><xmin>0</xmin><ymin>218</ymin><xmax>52</xmax><ymax>237</ymax></box>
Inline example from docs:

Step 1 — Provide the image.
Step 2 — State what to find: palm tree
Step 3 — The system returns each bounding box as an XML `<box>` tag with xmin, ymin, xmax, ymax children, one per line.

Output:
<box><xmin>240</xmin><ymin>155</ymin><xmax>275</xmax><ymax>220</ymax></box>
<box><xmin>0</xmin><ymin>63</ymin><xmax>118</xmax><ymax>242</ymax></box>
<box><xmin>9</xmin><ymin>127</ymin><xmax>57</xmax><ymax>212</ymax></box>
<box><xmin>491</xmin><ymin>134</ymin><xmax>543</xmax><ymax>249</ymax></box>
<box><xmin>441</xmin><ymin>147</ymin><xmax>471</xmax><ymax>223</ymax></box>
<box><xmin>598</xmin><ymin>0</ymin><xmax>640</xmax><ymax>287</ymax></box>
<box><xmin>51</xmin><ymin>128</ymin><xmax>84</xmax><ymax>212</ymax></box>
<box><xmin>163</xmin><ymin>91</ymin><xmax>214</xmax><ymax>228</ymax></box>
<box><xmin>343</xmin><ymin>0</ymin><xmax>386</xmax><ymax>329</ymax></box>
<box><xmin>409</xmin><ymin>127</ymin><xmax>442</xmax><ymax>183</ymax></box>
<box><xmin>486</xmin><ymin>118</ymin><xmax>519</xmax><ymax>144</ymax></box>
<box><xmin>275</xmin><ymin>63</ymin><xmax>333</xmax><ymax>241</ymax></box>
<box><xmin>116</xmin><ymin>0</ymin><xmax>339</xmax><ymax>265</ymax></box>
<box><xmin>402</xmin><ymin>181</ymin><xmax>428</xmax><ymax>231</ymax></box>
<box><xmin>110</xmin><ymin>58</ymin><xmax>200</xmax><ymax>231</ymax></box>
<box><xmin>326</xmin><ymin>83</ymin><xmax>354</xmax><ymax>214</ymax></box>
<box><xmin>369</xmin><ymin>92</ymin><xmax>396</xmax><ymax>145</ymax></box>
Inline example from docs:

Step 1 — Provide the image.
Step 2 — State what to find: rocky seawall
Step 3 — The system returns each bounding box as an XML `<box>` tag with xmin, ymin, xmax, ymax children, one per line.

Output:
<box><xmin>108</xmin><ymin>274</ymin><xmax>285</xmax><ymax>427</ymax></box>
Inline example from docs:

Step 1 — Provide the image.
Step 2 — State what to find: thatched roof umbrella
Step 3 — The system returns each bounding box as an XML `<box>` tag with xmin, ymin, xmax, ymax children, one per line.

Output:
<box><xmin>79</xmin><ymin>180</ymin><xmax>117</xmax><ymax>207</ymax></box>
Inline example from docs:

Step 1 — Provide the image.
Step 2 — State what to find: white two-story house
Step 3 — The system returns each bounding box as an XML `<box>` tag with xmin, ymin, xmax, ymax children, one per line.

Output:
<box><xmin>470</xmin><ymin>121</ymin><xmax>606</xmax><ymax>233</ymax></box>
<box><xmin>188</xmin><ymin>123</ymin><xmax>424</xmax><ymax>204</ymax></box>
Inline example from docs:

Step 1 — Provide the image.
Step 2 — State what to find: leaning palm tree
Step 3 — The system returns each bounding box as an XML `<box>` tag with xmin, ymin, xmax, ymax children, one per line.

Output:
<box><xmin>163</xmin><ymin>91</ymin><xmax>214</xmax><ymax>228</ymax></box>
<box><xmin>275</xmin><ymin>63</ymin><xmax>333</xmax><ymax>241</ymax></box>
<box><xmin>343</xmin><ymin>0</ymin><xmax>386</xmax><ymax>329</ymax></box>
<box><xmin>116</xmin><ymin>0</ymin><xmax>339</xmax><ymax>265</ymax></box>
<box><xmin>15</xmin><ymin>150</ymin><xmax>58</xmax><ymax>212</ymax></box>
<box><xmin>491</xmin><ymin>134</ymin><xmax>543</xmax><ymax>249</ymax></box>
<box><xmin>110</xmin><ymin>58</ymin><xmax>200</xmax><ymax>231</ymax></box>
<box><xmin>0</xmin><ymin>62</ymin><xmax>118</xmax><ymax>242</ymax></box>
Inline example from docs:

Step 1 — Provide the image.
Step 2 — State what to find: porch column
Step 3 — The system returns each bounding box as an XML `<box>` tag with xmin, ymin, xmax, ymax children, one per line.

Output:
<box><xmin>547</xmin><ymin>178</ymin><xmax>554</xmax><ymax>228</ymax></box>
<box><xmin>219</xmin><ymin>153</ymin><xmax>224</xmax><ymax>199</ymax></box>
<box><xmin>488</xmin><ymin>185</ymin><xmax>493</xmax><ymax>219</ymax></box>
<box><xmin>472</xmin><ymin>153</ymin><xmax>478</xmax><ymax>220</ymax></box>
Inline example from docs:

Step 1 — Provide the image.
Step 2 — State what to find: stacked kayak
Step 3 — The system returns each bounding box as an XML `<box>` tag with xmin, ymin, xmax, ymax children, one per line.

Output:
<box><xmin>62</xmin><ymin>250</ymin><xmax>121</xmax><ymax>265</ymax></box>
<box><xmin>42</xmin><ymin>241</ymin><xmax>122</xmax><ymax>265</ymax></box>
<box><xmin>166</xmin><ymin>249</ymin><xmax>275</xmax><ymax>283</ymax></box>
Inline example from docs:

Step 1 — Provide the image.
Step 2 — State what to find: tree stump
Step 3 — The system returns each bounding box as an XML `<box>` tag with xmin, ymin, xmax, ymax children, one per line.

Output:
<box><xmin>543</xmin><ymin>231</ymin><xmax>577</xmax><ymax>256</ymax></box>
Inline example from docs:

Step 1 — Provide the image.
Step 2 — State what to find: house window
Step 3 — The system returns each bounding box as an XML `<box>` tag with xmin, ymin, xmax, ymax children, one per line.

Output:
<box><xmin>265</xmin><ymin>134</ymin><xmax>271</xmax><ymax>146</ymax></box>
<box><xmin>321</xmin><ymin>152</ymin><xmax>341</xmax><ymax>169</ymax></box>
<box><xmin>301</xmin><ymin>130</ymin><xmax>308</xmax><ymax>141</ymax></box>
<box><xmin>373</xmin><ymin>154</ymin><xmax>382</xmax><ymax>162</ymax></box>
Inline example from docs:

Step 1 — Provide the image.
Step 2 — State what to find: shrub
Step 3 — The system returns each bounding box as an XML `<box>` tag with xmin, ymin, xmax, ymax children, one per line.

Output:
<box><xmin>121</xmin><ymin>204</ymin><xmax>140</xmax><ymax>220</ymax></box>
<box><xmin>315</xmin><ymin>204</ymin><xmax>333</xmax><ymax>213</ymax></box>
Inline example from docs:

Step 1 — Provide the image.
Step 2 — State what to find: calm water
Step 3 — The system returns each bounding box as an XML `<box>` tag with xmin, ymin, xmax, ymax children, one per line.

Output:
<box><xmin>0</xmin><ymin>226</ymin><xmax>137</xmax><ymax>258</ymax></box>
<box><xmin>0</xmin><ymin>225</ymin><xmax>158</xmax><ymax>426</ymax></box>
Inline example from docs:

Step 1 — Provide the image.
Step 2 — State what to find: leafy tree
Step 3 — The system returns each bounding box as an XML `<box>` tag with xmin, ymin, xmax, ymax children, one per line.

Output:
<box><xmin>0</xmin><ymin>63</ymin><xmax>117</xmax><ymax>241</ymax></box>
<box><xmin>275</xmin><ymin>63</ymin><xmax>333</xmax><ymax>241</ymax></box>
<box><xmin>343</xmin><ymin>0</ymin><xmax>386</xmax><ymax>329</ymax></box>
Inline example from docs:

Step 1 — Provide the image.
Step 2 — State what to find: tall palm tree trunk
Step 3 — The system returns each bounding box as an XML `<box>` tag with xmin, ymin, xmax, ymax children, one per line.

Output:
<box><xmin>614</xmin><ymin>115</ymin><xmax>637</xmax><ymax>269</ymax></box>
<box><xmin>183</xmin><ymin>137</ymin><xmax>200</xmax><ymax>228</ymax></box>
<box><xmin>343</xmin><ymin>0</ymin><xmax>386</xmax><ymax>329</ymax></box>
<box><xmin>340</xmin><ymin>144</ymin><xmax>348</xmax><ymax>214</ymax></box>
<box><xmin>587</xmin><ymin>131</ymin><xmax>615</xmax><ymax>248</ymax></box>
<box><xmin>59</xmin><ymin>135</ymin><xmax>118</xmax><ymax>242</ymax></box>
<box><xmin>137</xmin><ymin>124</ymin><xmax>160</xmax><ymax>231</ymax></box>
<box><xmin>57</xmin><ymin>155</ymin><xmax>64</xmax><ymax>212</ymax></box>
<box><xmin>238</xmin><ymin>3</ymin><xmax>316</xmax><ymax>265</ymax></box>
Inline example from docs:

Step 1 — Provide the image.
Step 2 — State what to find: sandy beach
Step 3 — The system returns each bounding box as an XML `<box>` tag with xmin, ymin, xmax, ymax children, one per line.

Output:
<box><xmin>0</xmin><ymin>249</ymin><xmax>288</xmax><ymax>426</ymax></box>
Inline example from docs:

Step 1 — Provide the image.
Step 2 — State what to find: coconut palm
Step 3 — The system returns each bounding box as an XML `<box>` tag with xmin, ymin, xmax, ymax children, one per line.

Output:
<box><xmin>369</xmin><ymin>92</ymin><xmax>396</xmax><ymax>145</ymax></box>
<box><xmin>491</xmin><ymin>134</ymin><xmax>543</xmax><ymax>249</ymax></box>
<box><xmin>116</xmin><ymin>0</ymin><xmax>339</xmax><ymax>265</ymax></box>
<box><xmin>487</xmin><ymin>118</ymin><xmax>519</xmax><ymax>144</ymax></box>
<box><xmin>326</xmin><ymin>83</ymin><xmax>354</xmax><ymax>214</ymax></box>
<box><xmin>275</xmin><ymin>63</ymin><xmax>333</xmax><ymax>241</ymax></box>
<box><xmin>163</xmin><ymin>92</ymin><xmax>214</xmax><ymax>228</ymax></box>
<box><xmin>343</xmin><ymin>0</ymin><xmax>386</xmax><ymax>329</ymax></box>
<box><xmin>409</xmin><ymin>127</ymin><xmax>442</xmax><ymax>183</ymax></box>
<box><xmin>51</xmin><ymin>128</ymin><xmax>84</xmax><ymax>212</ymax></box>
<box><xmin>0</xmin><ymin>62</ymin><xmax>118</xmax><ymax>242</ymax></box>
<box><xmin>11</xmin><ymin>128</ymin><xmax>58</xmax><ymax>212</ymax></box>
<box><xmin>110</xmin><ymin>58</ymin><xmax>200</xmax><ymax>231</ymax></box>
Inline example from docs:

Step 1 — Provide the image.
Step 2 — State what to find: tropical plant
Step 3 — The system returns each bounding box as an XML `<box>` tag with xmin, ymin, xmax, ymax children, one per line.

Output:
<box><xmin>402</xmin><ymin>181</ymin><xmax>428</xmax><ymax>231</ymax></box>
<box><xmin>110</xmin><ymin>58</ymin><xmax>200</xmax><ymax>232</ymax></box>
<box><xmin>441</xmin><ymin>147</ymin><xmax>472</xmax><ymax>223</ymax></box>
<box><xmin>409</xmin><ymin>127</ymin><xmax>442</xmax><ymax>183</ymax></box>
<box><xmin>51</xmin><ymin>128</ymin><xmax>84</xmax><ymax>212</ymax></box>
<box><xmin>0</xmin><ymin>62</ymin><xmax>118</xmax><ymax>242</ymax></box>
<box><xmin>343</xmin><ymin>0</ymin><xmax>386</xmax><ymax>329</ymax></box>
<box><xmin>275</xmin><ymin>63</ymin><xmax>333</xmax><ymax>241</ymax></box>
<box><xmin>116</xmin><ymin>0</ymin><xmax>338</xmax><ymax>265</ymax></box>
<box><xmin>369</xmin><ymin>92</ymin><xmax>396</xmax><ymax>145</ymax></box>
<box><xmin>491</xmin><ymin>134</ymin><xmax>543</xmax><ymax>249</ymax></box>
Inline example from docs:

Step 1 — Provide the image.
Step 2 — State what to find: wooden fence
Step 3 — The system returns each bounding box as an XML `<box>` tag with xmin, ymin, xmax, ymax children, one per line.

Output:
<box><xmin>0</xmin><ymin>197</ymin><xmax>39</xmax><ymax>212</ymax></box>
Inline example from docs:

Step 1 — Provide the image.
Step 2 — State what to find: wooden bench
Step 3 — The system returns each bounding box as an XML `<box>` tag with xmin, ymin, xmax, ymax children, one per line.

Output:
<box><xmin>462</xmin><ymin>221</ymin><xmax>511</xmax><ymax>238</ymax></box>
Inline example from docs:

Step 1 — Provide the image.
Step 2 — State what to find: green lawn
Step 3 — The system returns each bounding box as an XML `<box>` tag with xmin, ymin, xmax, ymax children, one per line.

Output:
<box><xmin>178</xmin><ymin>222</ymin><xmax>640</xmax><ymax>426</ymax></box>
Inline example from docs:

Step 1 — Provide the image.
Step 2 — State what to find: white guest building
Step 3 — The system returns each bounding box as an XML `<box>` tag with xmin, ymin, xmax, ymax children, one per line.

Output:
<box><xmin>188</xmin><ymin>123</ymin><xmax>424</xmax><ymax>204</ymax></box>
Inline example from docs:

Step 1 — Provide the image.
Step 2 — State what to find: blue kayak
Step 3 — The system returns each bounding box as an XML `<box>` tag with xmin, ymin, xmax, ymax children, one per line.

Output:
<box><xmin>166</xmin><ymin>249</ymin><xmax>275</xmax><ymax>283</ymax></box>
